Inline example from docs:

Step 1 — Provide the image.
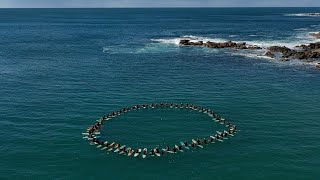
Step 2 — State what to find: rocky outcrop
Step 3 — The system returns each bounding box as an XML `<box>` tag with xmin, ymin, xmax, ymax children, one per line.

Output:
<box><xmin>307</xmin><ymin>13</ymin><xmax>320</xmax><ymax>16</ymax></box>
<box><xmin>265</xmin><ymin>51</ymin><xmax>275</xmax><ymax>58</ymax></box>
<box><xmin>179</xmin><ymin>37</ymin><xmax>320</xmax><ymax>69</ymax></box>
<box><xmin>310</xmin><ymin>32</ymin><xmax>320</xmax><ymax>39</ymax></box>
<box><xmin>268</xmin><ymin>43</ymin><xmax>320</xmax><ymax>60</ymax></box>
<box><xmin>179</xmin><ymin>39</ymin><xmax>262</xmax><ymax>50</ymax></box>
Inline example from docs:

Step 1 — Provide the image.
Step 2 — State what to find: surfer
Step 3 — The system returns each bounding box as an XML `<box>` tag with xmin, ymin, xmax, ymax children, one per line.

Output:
<box><xmin>143</xmin><ymin>149</ymin><xmax>147</xmax><ymax>155</ymax></box>
<box><xmin>135</xmin><ymin>149</ymin><xmax>140</xmax><ymax>154</ymax></box>
<box><xmin>209</xmin><ymin>136</ymin><xmax>215</xmax><ymax>142</ymax></box>
<box><xmin>184</xmin><ymin>141</ymin><xmax>188</xmax><ymax>147</ymax></box>
<box><xmin>150</xmin><ymin>149</ymin><xmax>155</xmax><ymax>156</ymax></box>
<box><xmin>203</xmin><ymin>138</ymin><xmax>208</xmax><ymax>144</ymax></box>
<box><xmin>196</xmin><ymin>139</ymin><xmax>201</xmax><ymax>145</ymax></box>
<box><xmin>191</xmin><ymin>142</ymin><xmax>196</xmax><ymax>148</ymax></box>
<box><xmin>161</xmin><ymin>149</ymin><xmax>166</xmax><ymax>155</ymax></box>
<box><xmin>172</xmin><ymin>146</ymin><xmax>177</xmax><ymax>153</ymax></box>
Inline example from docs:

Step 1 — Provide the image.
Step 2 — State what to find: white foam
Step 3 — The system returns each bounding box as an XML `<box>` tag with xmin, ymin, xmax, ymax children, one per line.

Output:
<box><xmin>151</xmin><ymin>35</ymin><xmax>228</xmax><ymax>45</ymax></box>
<box><xmin>294</xmin><ymin>28</ymin><xmax>308</xmax><ymax>31</ymax></box>
<box><xmin>246</xmin><ymin>32</ymin><xmax>320</xmax><ymax>49</ymax></box>
<box><xmin>285</xmin><ymin>13</ymin><xmax>320</xmax><ymax>17</ymax></box>
<box><xmin>231</xmin><ymin>51</ymin><xmax>273</xmax><ymax>60</ymax></box>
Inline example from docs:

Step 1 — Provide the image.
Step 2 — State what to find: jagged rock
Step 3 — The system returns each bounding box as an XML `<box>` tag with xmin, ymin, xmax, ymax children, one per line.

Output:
<box><xmin>179</xmin><ymin>38</ymin><xmax>320</xmax><ymax>61</ymax></box>
<box><xmin>179</xmin><ymin>39</ymin><xmax>190</xmax><ymax>45</ymax></box>
<box><xmin>310</xmin><ymin>32</ymin><xmax>320</xmax><ymax>39</ymax></box>
<box><xmin>265</xmin><ymin>51</ymin><xmax>275</xmax><ymax>58</ymax></box>
<box><xmin>308</xmin><ymin>13</ymin><xmax>320</xmax><ymax>16</ymax></box>
<box><xmin>179</xmin><ymin>39</ymin><xmax>261</xmax><ymax>50</ymax></box>
<box><xmin>247</xmin><ymin>45</ymin><xmax>262</xmax><ymax>50</ymax></box>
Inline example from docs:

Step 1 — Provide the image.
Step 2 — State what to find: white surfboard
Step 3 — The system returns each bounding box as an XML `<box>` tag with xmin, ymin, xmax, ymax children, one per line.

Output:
<box><xmin>114</xmin><ymin>148</ymin><xmax>120</xmax><ymax>153</ymax></box>
<box><xmin>142</xmin><ymin>148</ymin><xmax>147</xmax><ymax>158</ymax></box>
<box><xmin>192</xmin><ymin>139</ymin><xmax>203</xmax><ymax>148</ymax></box>
<box><xmin>119</xmin><ymin>150</ymin><xmax>125</xmax><ymax>155</ymax></box>
<box><xmin>175</xmin><ymin>145</ymin><xmax>183</xmax><ymax>152</ymax></box>
<box><xmin>155</xmin><ymin>149</ymin><xmax>161</xmax><ymax>157</ymax></box>
<box><xmin>128</xmin><ymin>150</ymin><xmax>134</xmax><ymax>156</ymax></box>
<box><xmin>134</xmin><ymin>149</ymin><xmax>142</xmax><ymax>157</ymax></box>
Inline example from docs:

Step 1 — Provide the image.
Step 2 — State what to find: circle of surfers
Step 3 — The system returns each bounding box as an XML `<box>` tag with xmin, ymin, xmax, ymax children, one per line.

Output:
<box><xmin>82</xmin><ymin>103</ymin><xmax>238</xmax><ymax>158</ymax></box>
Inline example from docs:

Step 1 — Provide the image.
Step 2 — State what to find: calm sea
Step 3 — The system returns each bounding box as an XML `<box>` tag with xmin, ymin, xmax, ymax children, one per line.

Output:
<box><xmin>0</xmin><ymin>8</ymin><xmax>320</xmax><ymax>179</ymax></box>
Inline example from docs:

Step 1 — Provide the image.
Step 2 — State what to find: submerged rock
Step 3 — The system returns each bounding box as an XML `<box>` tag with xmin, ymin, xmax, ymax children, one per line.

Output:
<box><xmin>179</xmin><ymin>39</ymin><xmax>261</xmax><ymax>50</ymax></box>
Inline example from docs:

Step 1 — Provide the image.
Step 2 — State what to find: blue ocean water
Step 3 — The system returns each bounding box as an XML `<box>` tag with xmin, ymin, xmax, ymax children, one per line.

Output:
<box><xmin>0</xmin><ymin>8</ymin><xmax>320</xmax><ymax>179</ymax></box>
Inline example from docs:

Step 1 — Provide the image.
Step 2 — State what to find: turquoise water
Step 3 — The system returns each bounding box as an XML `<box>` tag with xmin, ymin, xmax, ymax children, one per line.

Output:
<box><xmin>0</xmin><ymin>8</ymin><xmax>320</xmax><ymax>179</ymax></box>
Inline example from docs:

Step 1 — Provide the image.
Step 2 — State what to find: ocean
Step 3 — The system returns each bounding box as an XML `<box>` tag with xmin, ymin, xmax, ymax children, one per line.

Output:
<box><xmin>0</xmin><ymin>8</ymin><xmax>320</xmax><ymax>179</ymax></box>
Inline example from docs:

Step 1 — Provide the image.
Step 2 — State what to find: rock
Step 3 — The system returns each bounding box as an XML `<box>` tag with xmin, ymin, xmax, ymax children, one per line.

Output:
<box><xmin>316</xmin><ymin>63</ymin><xmax>320</xmax><ymax>69</ymax></box>
<box><xmin>179</xmin><ymin>38</ymin><xmax>319</xmax><ymax>62</ymax></box>
<box><xmin>180</xmin><ymin>39</ymin><xmax>260</xmax><ymax>50</ymax></box>
<box><xmin>308</xmin><ymin>13</ymin><xmax>320</xmax><ymax>16</ymax></box>
<box><xmin>310</xmin><ymin>32</ymin><xmax>320</xmax><ymax>39</ymax></box>
<box><xmin>265</xmin><ymin>51</ymin><xmax>275</xmax><ymax>58</ymax></box>
<box><xmin>247</xmin><ymin>45</ymin><xmax>262</xmax><ymax>50</ymax></box>
<box><xmin>179</xmin><ymin>39</ymin><xmax>190</xmax><ymax>45</ymax></box>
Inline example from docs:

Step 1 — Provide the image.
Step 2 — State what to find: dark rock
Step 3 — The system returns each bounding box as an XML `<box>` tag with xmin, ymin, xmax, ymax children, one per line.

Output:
<box><xmin>247</xmin><ymin>45</ymin><xmax>262</xmax><ymax>50</ymax></box>
<box><xmin>179</xmin><ymin>39</ymin><xmax>190</xmax><ymax>45</ymax></box>
<box><xmin>310</xmin><ymin>32</ymin><xmax>320</xmax><ymax>39</ymax></box>
<box><xmin>265</xmin><ymin>51</ymin><xmax>275</xmax><ymax>58</ymax></box>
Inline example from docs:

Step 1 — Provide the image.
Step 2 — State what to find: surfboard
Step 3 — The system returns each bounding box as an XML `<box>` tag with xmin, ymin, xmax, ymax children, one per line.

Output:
<box><xmin>109</xmin><ymin>142</ymin><xmax>115</xmax><ymax>147</ymax></box>
<box><xmin>119</xmin><ymin>150</ymin><xmax>125</xmax><ymax>155</ymax></box>
<box><xmin>96</xmin><ymin>145</ymin><xmax>102</xmax><ymax>148</ymax></box>
<box><xmin>115</xmin><ymin>145</ymin><xmax>126</xmax><ymax>153</ymax></box>
<box><xmin>142</xmin><ymin>148</ymin><xmax>147</xmax><ymax>158</ymax></box>
<box><xmin>101</xmin><ymin>147</ymin><xmax>108</xmax><ymax>150</ymax></box>
<box><xmin>192</xmin><ymin>139</ymin><xmax>203</xmax><ymax>148</ymax></box>
<box><xmin>180</xmin><ymin>141</ymin><xmax>189</xmax><ymax>150</ymax></box>
<box><xmin>155</xmin><ymin>149</ymin><xmax>161</xmax><ymax>157</ymax></box>
<box><xmin>128</xmin><ymin>150</ymin><xmax>134</xmax><ymax>156</ymax></box>
<box><xmin>175</xmin><ymin>145</ymin><xmax>183</xmax><ymax>152</ymax></box>
<box><xmin>82</xmin><ymin>132</ymin><xmax>89</xmax><ymax>135</ymax></box>
<box><xmin>134</xmin><ymin>149</ymin><xmax>142</xmax><ymax>157</ymax></box>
